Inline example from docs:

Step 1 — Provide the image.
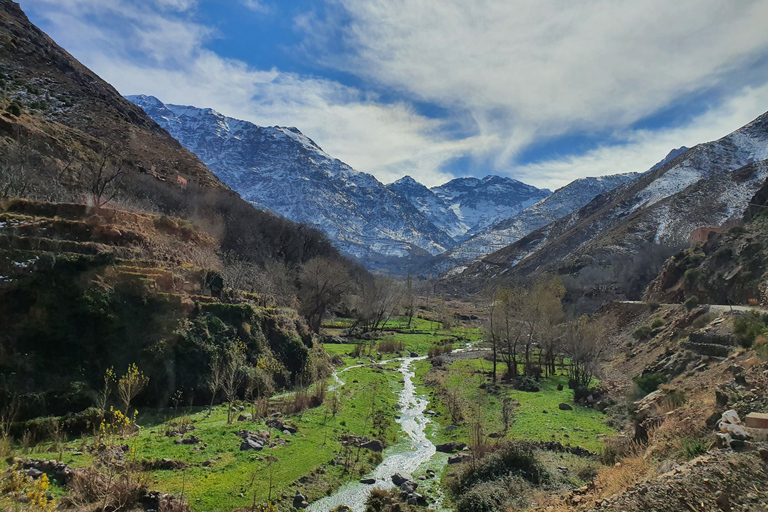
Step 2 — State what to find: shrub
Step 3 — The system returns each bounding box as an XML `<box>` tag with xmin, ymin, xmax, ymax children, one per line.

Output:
<box><xmin>633</xmin><ymin>372</ymin><xmax>666</xmax><ymax>394</ymax></box>
<box><xmin>680</xmin><ymin>437</ymin><xmax>710</xmax><ymax>459</ymax></box>
<box><xmin>691</xmin><ymin>312</ymin><xmax>715</xmax><ymax>330</ymax></box>
<box><xmin>6</xmin><ymin>103</ymin><xmax>22</xmax><ymax>116</ymax></box>
<box><xmin>647</xmin><ymin>301</ymin><xmax>661</xmax><ymax>312</ymax></box>
<box><xmin>684</xmin><ymin>296</ymin><xmax>699</xmax><ymax>311</ymax></box>
<box><xmin>650</xmin><ymin>318</ymin><xmax>664</xmax><ymax>329</ymax></box>
<box><xmin>450</xmin><ymin>442</ymin><xmax>545</xmax><ymax>495</ymax></box>
<box><xmin>633</xmin><ymin>326</ymin><xmax>653</xmax><ymax>341</ymax></box>
<box><xmin>733</xmin><ymin>311</ymin><xmax>766</xmax><ymax>348</ymax></box>
<box><xmin>515</xmin><ymin>376</ymin><xmax>540</xmax><ymax>392</ymax></box>
<box><xmin>683</xmin><ymin>269</ymin><xmax>699</xmax><ymax>285</ymax></box>
<box><xmin>456</xmin><ymin>482</ymin><xmax>506</xmax><ymax>512</ymax></box>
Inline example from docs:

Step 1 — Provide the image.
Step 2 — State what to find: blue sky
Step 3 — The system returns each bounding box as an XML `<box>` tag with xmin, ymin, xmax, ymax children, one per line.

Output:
<box><xmin>20</xmin><ymin>0</ymin><xmax>768</xmax><ymax>188</ymax></box>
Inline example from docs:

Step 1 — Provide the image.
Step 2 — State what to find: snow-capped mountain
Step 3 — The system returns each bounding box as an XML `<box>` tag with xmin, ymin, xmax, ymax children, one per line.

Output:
<box><xmin>430</xmin><ymin>176</ymin><xmax>552</xmax><ymax>239</ymax></box>
<box><xmin>386</xmin><ymin>176</ymin><xmax>469</xmax><ymax>239</ymax></box>
<box><xmin>446</xmin><ymin>109</ymin><xmax>768</xmax><ymax>293</ymax></box>
<box><xmin>128</xmin><ymin>95</ymin><xmax>456</xmax><ymax>259</ymax></box>
<box><xmin>433</xmin><ymin>173</ymin><xmax>639</xmax><ymax>273</ymax></box>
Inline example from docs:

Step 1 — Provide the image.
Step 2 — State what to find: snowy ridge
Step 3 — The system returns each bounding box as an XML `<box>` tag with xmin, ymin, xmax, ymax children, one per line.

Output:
<box><xmin>430</xmin><ymin>176</ymin><xmax>552</xmax><ymax>239</ymax></box>
<box><xmin>128</xmin><ymin>95</ymin><xmax>456</xmax><ymax>259</ymax></box>
<box><xmin>430</xmin><ymin>173</ymin><xmax>638</xmax><ymax>273</ymax></box>
<box><xmin>446</xmin><ymin>109</ymin><xmax>768</xmax><ymax>286</ymax></box>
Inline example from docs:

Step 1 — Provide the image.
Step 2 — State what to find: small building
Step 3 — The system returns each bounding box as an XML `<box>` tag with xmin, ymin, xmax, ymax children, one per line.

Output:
<box><xmin>690</xmin><ymin>226</ymin><xmax>721</xmax><ymax>244</ymax></box>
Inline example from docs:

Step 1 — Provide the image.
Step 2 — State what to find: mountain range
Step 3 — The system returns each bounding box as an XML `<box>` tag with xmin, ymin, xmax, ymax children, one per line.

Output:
<box><xmin>445</xmin><ymin>110</ymin><xmax>768</xmax><ymax>298</ymax></box>
<box><xmin>128</xmin><ymin>95</ymin><xmax>641</xmax><ymax>270</ymax></box>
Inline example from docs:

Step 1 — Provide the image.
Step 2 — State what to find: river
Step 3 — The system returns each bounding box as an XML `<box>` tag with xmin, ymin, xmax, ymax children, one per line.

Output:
<box><xmin>308</xmin><ymin>356</ymin><xmax>444</xmax><ymax>512</ymax></box>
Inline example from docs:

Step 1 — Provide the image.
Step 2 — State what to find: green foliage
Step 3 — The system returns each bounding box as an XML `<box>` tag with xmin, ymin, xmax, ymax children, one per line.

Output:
<box><xmin>680</xmin><ymin>437</ymin><xmax>710</xmax><ymax>459</ymax></box>
<box><xmin>6</xmin><ymin>102</ymin><xmax>22</xmax><ymax>116</ymax></box>
<box><xmin>633</xmin><ymin>326</ymin><xmax>653</xmax><ymax>341</ymax></box>
<box><xmin>455</xmin><ymin>481</ymin><xmax>507</xmax><ymax>512</ymax></box>
<box><xmin>683</xmin><ymin>268</ymin><xmax>700</xmax><ymax>286</ymax></box>
<box><xmin>515</xmin><ymin>376</ymin><xmax>540</xmax><ymax>392</ymax></box>
<box><xmin>733</xmin><ymin>311</ymin><xmax>767</xmax><ymax>348</ymax></box>
<box><xmin>647</xmin><ymin>301</ymin><xmax>661</xmax><ymax>312</ymax></box>
<box><xmin>633</xmin><ymin>372</ymin><xmax>666</xmax><ymax>394</ymax></box>
<box><xmin>650</xmin><ymin>318</ymin><xmax>664</xmax><ymax>329</ymax></box>
<box><xmin>450</xmin><ymin>442</ymin><xmax>545</xmax><ymax>495</ymax></box>
<box><xmin>684</xmin><ymin>296</ymin><xmax>699</xmax><ymax>311</ymax></box>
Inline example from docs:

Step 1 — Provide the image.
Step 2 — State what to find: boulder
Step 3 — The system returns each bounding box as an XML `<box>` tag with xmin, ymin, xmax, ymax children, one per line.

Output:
<box><xmin>745</xmin><ymin>412</ymin><xmax>768</xmax><ymax>430</ymax></box>
<box><xmin>391</xmin><ymin>473</ymin><xmax>408</xmax><ymax>486</ymax></box>
<box><xmin>240</xmin><ymin>439</ymin><xmax>264</xmax><ymax>451</ymax></box>
<box><xmin>435</xmin><ymin>441</ymin><xmax>457</xmax><ymax>453</ymax></box>
<box><xmin>361</xmin><ymin>440</ymin><xmax>384</xmax><ymax>452</ymax></box>
<box><xmin>448</xmin><ymin>453</ymin><xmax>471</xmax><ymax>464</ymax></box>
<box><xmin>558</xmin><ymin>403</ymin><xmax>573</xmax><ymax>411</ymax></box>
<box><xmin>237</xmin><ymin>413</ymin><xmax>251</xmax><ymax>422</ymax></box>
<box><xmin>360</xmin><ymin>477</ymin><xmax>376</xmax><ymax>484</ymax></box>
<box><xmin>293</xmin><ymin>492</ymin><xmax>307</xmax><ymax>508</ymax></box>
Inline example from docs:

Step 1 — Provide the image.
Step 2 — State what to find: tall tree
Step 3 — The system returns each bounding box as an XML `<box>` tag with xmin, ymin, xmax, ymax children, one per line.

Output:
<box><xmin>298</xmin><ymin>257</ymin><xmax>352</xmax><ymax>333</ymax></box>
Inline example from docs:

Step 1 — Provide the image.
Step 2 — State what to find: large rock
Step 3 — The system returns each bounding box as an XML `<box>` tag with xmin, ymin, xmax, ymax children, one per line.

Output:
<box><xmin>745</xmin><ymin>412</ymin><xmax>768</xmax><ymax>429</ymax></box>
<box><xmin>448</xmin><ymin>453</ymin><xmax>471</xmax><ymax>464</ymax></box>
<box><xmin>361</xmin><ymin>440</ymin><xmax>384</xmax><ymax>452</ymax></box>
<box><xmin>435</xmin><ymin>441</ymin><xmax>457</xmax><ymax>453</ymax></box>
<box><xmin>391</xmin><ymin>473</ymin><xmax>408</xmax><ymax>486</ymax></box>
<box><xmin>558</xmin><ymin>403</ymin><xmax>573</xmax><ymax>411</ymax></box>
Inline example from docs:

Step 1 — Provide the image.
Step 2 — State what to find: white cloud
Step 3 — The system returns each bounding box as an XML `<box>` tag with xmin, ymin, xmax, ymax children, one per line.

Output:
<box><xmin>511</xmin><ymin>84</ymin><xmax>768</xmax><ymax>189</ymax></box>
<box><xmin>313</xmin><ymin>0</ymin><xmax>768</xmax><ymax>161</ymax></box>
<box><xmin>20</xmin><ymin>0</ymin><xmax>475</xmax><ymax>186</ymax></box>
<box><xmin>242</xmin><ymin>0</ymin><xmax>270</xmax><ymax>14</ymax></box>
<box><xmin>17</xmin><ymin>0</ymin><xmax>768</xmax><ymax>191</ymax></box>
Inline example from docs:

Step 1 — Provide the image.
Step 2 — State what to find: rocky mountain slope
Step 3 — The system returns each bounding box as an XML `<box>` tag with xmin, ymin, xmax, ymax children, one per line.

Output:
<box><xmin>386</xmin><ymin>175</ymin><xmax>468</xmax><ymax>239</ymax></box>
<box><xmin>430</xmin><ymin>175</ymin><xmax>551</xmax><ymax>239</ymax></box>
<box><xmin>0</xmin><ymin>0</ymin><xmax>342</xmax><ymax>269</ymax></box>
<box><xmin>128</xmin><ymin>95</ymin><xmax>458</xmax><ymax>260</ymax></box>
<box><xmin>645</xmin><ymin>171</ymin><xmax>768</xmax><ymax>305</ymax></box>
<box><xmin>0</xmin><ymin>0</ymin><xmax>217</xmax><ymax>188</ymax></box>
<box><xmin>445</xmin><ymin>110</ymin><xmax>768</xmax><ymax>300</ymax></box>
<box><xmin>431</xmin><ymin>173</ymin><xmax>639</xmax><ymax>275</ymax></box>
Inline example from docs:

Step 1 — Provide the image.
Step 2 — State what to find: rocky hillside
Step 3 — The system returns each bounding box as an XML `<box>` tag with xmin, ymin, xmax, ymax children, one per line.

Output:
<box><xmin>0</xmin><ymin>198</ymin><xmax>314</xmax><ymax>419</ymax></box>
<box><xmin>445</xmin><ymin>110</ymin><xmax>768</xmax><ymax>302</ymax></box>
<box><xmin>431</xmin><ymin>173</ymin><xmax>639</xmax><ymax>275</ymax></box>
<box><xmin>128</xmin><ymin>95</ymin><xmax>457</xmax><ymax>260</ymax></box>
<box><xmin>645</xmin><ymin>171</ymin><xmax>768</xmax><ymax>305</ymax></box>
<box><xmin>0</xmin><ymin>1</ymin><xmax>342</xmax><ymax>269</ymax></box>
<box><xmin>0</xmin><ymin>0</ymin><xmax>216</xmax><ymax>187</ymax></box>
<box><xmin>430</xmin><ymin>175</ymin><xmax>551</xmax><ymax>239</ymax></box>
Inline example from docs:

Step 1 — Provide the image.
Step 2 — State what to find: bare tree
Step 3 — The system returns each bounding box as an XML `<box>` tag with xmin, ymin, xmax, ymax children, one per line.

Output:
<box><xmin>206</xmin><ymin>353</ymin><xmax>225</xmax><ymax>416</ymax></box>
<box><xmin>298</xmin><ymin>257</ymin><xmax>352</xmax><ymax>333</ymax></box>
<box><xmin>81</xmin><ymin>148</ymin><xmax>124</xmax><ymax>208</ymax></box>
<box><xmin>403</xmin><ymin>273</ymin><xmax>416</xmax><ymax>328</ymax></box>
<box><xmin>222</xmin><ymin>343</ymin><xmax>246</xmax><ymax>424</ymax></box>
<box><xmin>352</xmin><ymin>277</ymin><xmax>404</xmax><ymax>332</ymax></box>
<box><xmin>563</xmin><ymin>315</ymin><xmax>610</xmax><ymax>389</ymax></box>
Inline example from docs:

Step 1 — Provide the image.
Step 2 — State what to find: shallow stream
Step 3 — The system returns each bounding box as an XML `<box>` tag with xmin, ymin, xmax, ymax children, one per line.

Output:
<box><xmin>308</xmin><ymin>356</ymin><xmax>444</xmax><ymax>512</ymax></box>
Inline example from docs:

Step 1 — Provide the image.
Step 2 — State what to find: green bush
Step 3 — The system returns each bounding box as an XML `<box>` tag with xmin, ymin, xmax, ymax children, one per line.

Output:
<box><xmin>680</xmin><ymin>437</ymin><xmax>710</xmax><ymax>459</ymax></box>
<box><xmin>451</xmin><ymin>442</ymin><xmax>545</xmax><ymax>495</ymax></box>
<box><xmin>684</xmin><ymin>269</ymin><xmax>700</xmax><ymax>285</ymax></box>
<box><xmin>6</xmin><ymin>102</ymin><xmax>22</xmax><ymax>116</ymax></box>
<box><xmin>515</xmin><ymin>376</ymin><xmax>540</xmax><ymax>392</ymax></box>
<box><xmin>633</xmin><ymin>372</ymin><xmax>666</xmax><ymax>394</ymax></box>
<box><xmin>456</xmin><ymin>482</ymin><xmax>507</xmax><ymax>512</ymax></box>
<box><xmin>650</xmin><ymin>318</ymin><xmax>664</xmax><ymax>329</ymax></box>
<box><xmin>647</xmin><ymin>301</ymin><xmax>661</xmax><ymax>312</ymax></box>
<box><xmin>684</xmin><ymin>296</ymin><xmax>699</xmax><ymax>311</ymax></box>
<box><xmin>633</xmin><ymin>326</ymin><xmax>653</xmax><ymax>341</ymax></box>
<box><xmin>733</xmin><ymin>311</ymin><xmax>766</xmax><ymax>348</ymax></box>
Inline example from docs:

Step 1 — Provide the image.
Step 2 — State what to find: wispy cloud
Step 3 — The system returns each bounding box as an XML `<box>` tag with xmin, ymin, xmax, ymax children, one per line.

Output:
<box><xmin>512</xmin><ymin>84</ymin><xmax>768</xmax><ymax>189</ymax></box>
<box><xmin>18</xmin><ymin>0</ymin><xmax>768</xmax><ymax>189</ymax></box>
<box><xmin>241</xmin><ymin>0</ymin><xmax>270</xmax><ymax>14</ymax></box>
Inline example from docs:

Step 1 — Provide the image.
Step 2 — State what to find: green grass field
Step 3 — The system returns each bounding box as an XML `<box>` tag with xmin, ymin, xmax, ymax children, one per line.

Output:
<box><xmin>28</xmin><ymin>363</ymin><xmax>405</xmax><ymax>511</ymax></box>
<box><xmin>412</xmin><ymin>358</ymin><xmax>615</xmax><ymax>453</ymax></box>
